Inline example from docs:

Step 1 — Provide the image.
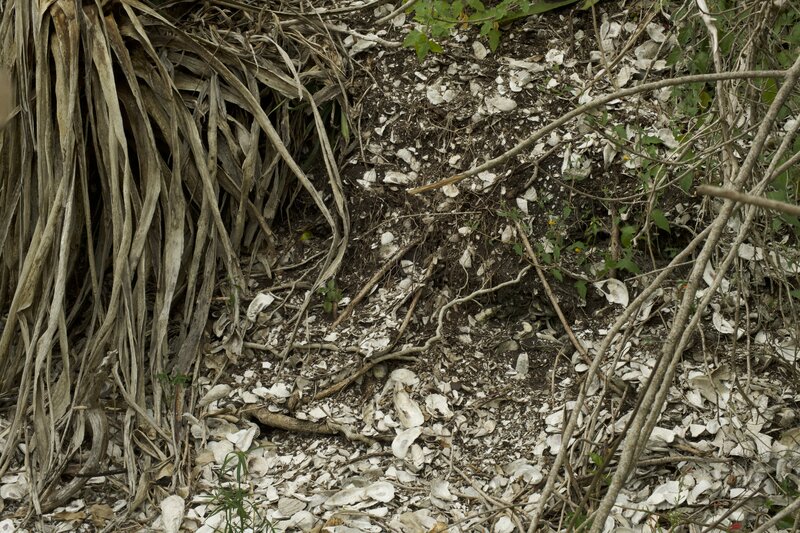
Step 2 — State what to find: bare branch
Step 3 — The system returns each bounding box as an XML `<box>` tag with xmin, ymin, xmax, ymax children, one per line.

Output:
<box><xmin>408</xmin><ymin>70</ymin><xmax>787</xmax><ymax>195</ymax></box>
<box><xmin>697</xmin><ymin>184</ymin><xmax>800</xmax><ymax>217</ymax></box>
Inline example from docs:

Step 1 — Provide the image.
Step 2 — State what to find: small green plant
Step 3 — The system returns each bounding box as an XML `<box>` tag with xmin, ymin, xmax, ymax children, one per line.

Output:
<box><xmin>606</xmin><ymin>222</ymin><xmax>641</xmax><ymax>275</ymax></box>
<box><xmin>574</xmin><ymin>279</ymin><xmax>588</xmax><ymax>300</ymax></box>
<box><xmin>465</xmin><ymin>218</ymin><xmax>481</xmax><ymax>231</ymax></box>
<box><xmin>156</xmin><ymin>371</ymin><xmax>191</xmax><ymax>404</ymax></box>
<box><xmin>404</xmin><ymin>0</ymin><xmax>601</xmax><ymax>61</ymax></box>
<box><xmin>497</xmin><ymin>205</ymin><xmax>523</xmax><ymax>221</ymax></box>
<box><xmin>567</xmin><ymin>509</ymin><xmax>590</xmax><ymax>530</ymax></box>
<box><xmin>207</xmin><ymin>450</ymin><xmax>273</xmax><ymax>533</ymax></box>
<box><xmin>156</xmin><ymin>372</ymin><xmax>191</xmax><ymax>387</ymax></box>
<box><xmin>661</xmin><ymin>509</ymin><xmax>690</xmax><ymax>529</ymax></box>
<box><xmin>537</xmin><ymin>210</ymin><xmax>569</xmax><ymax>270</ymax></box>
<box><xmin>318</xmin><ymin>279</ymin><xmax>343</xmax><ymax>316</ymax></box>
<box><xmin>767</xmin><ymin>477</ymin><xmax>800</xmax><ymax>528</ymax></box>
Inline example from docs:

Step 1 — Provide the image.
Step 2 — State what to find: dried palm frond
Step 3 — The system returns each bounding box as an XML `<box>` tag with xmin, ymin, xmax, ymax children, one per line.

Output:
<box><xmin>0</xmin><ymin>0</ymin><xmax>348</xmax><ymax>513</ymax></box>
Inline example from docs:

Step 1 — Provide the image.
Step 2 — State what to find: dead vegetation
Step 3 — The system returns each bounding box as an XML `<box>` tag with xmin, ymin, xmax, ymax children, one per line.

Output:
<box><xmin>2</xmin><ymin>0</ymin><xmax>800</xmax><ymax>532</ymax></box>
<box><xmin>0</xmin><ymin>0</ymin><xmax>349</xmax><ymax>519</ymax></box>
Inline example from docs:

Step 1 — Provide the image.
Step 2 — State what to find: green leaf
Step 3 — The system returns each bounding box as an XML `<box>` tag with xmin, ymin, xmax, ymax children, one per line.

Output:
<box><xmin>778</xmin><ymin>50</ymin><xmax>795</xmax><ymax>69</ymax></box>
<box><xmin>782</xmin><ymin>214</ymin><xmax>800</xmax><ymax>229</ymax></box>
<box><xmin>466</xmin><ymin>0</ymin><xmax>485</xmax><ymax>10</ymax></box>
<box><xmin>698</xmin><ymin>89</ymin><xmax>713</xmax><ymax>109</ymax></box>
<box><xmin>679</xmin><ymin>172</ymin><xmax>693</xmax><ymax>193</ymax></box>
<box><xmin>693</xmin><ymin>51</ymin><xmax>710</xmax><ymax>74</ymax></box>
<box><xmin>590</xmin><ymin>452</ymin><xmax>604</xmax><ymax>467</ymax></box>
<box><xmin>665</xmin><ymin>47</ymin><xmax>682</xmax><ymax>67</ymax></box>
<box><xmin>620</xmin><ymin>225</ymin><xmax>637</xmax><ymax>248</ymax></box>
<box><xmin>552</xmin><ymin>268</ymin><xmax>563</xmax><ymax>282</ymax></box>
<box><xmin>402</xmin><ymin>30</ymin><xmax>443</xmax><ymax>61</ymax></box>
<box><xmin>762</xmin><ymin>78</ymin><xmax>777</xmax><ymax>104</ymax></box>
<box><xmin>768</xmin><ymin>188</ymin><xmax>789</xmax><ymax>202</ymax></box>
<box><xmin>788</xmin><ymin>22</ymin><xmax>800</xmax><ymax>45</ymax></box>
<box><xmin>580</xmin><ymin>0</ymin><xmax>602</xmax><ymax>8</ymax></box>
<box><xmin>402</xmin><ymin>30</ymin><xmax>427</xmax><ymax>60</ymax></box>
<box><xmin>526</xmin><ymin>0</ymin><xmax>580</xmax><ymax>14</ymax></box>
<box><xmin>617</xmin><ymin>253</ymin><xmax>640</xmax><ymax>274</ymax></box>
<box><xmin>403</xmin><ymin>29</ymin><xmax>425</xmax><ymax>46</ymax></box>
<box><xmin>575</xmin><ymin>280</ymin><xmax>587</xmax><ymax>300</ymax></box>
<box><xmin>451</xmin><ymin>0</ymin><xmax>464</xmax><ymax>13</ymax></box>
<box><xmin>429</xmin><ymin>25</ymin><xmax>447</xmax><ymax>39</ymax></box>
<box><xmin>790</xmin><ymin>289</ymin><xmax>800</xmax><ymax>300</ymax></box>
<box><xmin>487</xmin><ymin>27</ymin><xmax>501</xmax><ymax>51</ymax></box>
<box><xmin>651</xmin><ymin>209</ymin><xmax>670</xmax><ymax>233</ymax></box>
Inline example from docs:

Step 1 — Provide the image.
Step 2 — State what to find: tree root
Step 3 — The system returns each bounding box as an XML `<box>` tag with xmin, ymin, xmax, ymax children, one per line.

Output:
<box><xmin>40</xmin><ymin>409</ymin><xmax>108</xmax><ymax>513</ymax></box>
<box><xmin>243</xmin><ymin>408</ymin><xmax>387</xmax><ymax>446</ymax></box>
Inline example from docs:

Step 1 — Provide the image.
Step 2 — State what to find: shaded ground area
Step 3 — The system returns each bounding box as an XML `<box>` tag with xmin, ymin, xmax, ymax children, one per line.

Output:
<box><xmin>4</xmin><ymin>1</ymin><xmax>800</xmax><ymax>532</ymax></box>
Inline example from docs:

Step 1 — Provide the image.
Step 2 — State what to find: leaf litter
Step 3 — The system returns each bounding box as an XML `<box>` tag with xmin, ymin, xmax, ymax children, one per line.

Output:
<box><xmin>3</xmin><ymin>1</ymin><xmax>800</xmax><ymax>532</ymax></box>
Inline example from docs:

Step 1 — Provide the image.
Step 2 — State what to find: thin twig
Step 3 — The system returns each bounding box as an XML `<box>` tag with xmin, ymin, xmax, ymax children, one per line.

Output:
<box><xmin>408</xmin><ymin>70</ymin><xmax>787</xmax><ymax>195</ymax></box>
<box><xmin>453</xmin><ymin>464</ymin><xmax>526</xmax><ymax>533</ymax></box>
<box><xmin>696</xmin><ymin>184</ymin><xmax>800</xmax><ymax>216</ymax></box>
<box><xmin>586</xmin><ymin>51</ymin><xmax>800</xmax><ymax>533</ymax></box>
<box><xmin>513</xmin><ymin>220</ymin><xmax>624</xmax><ymax>396</ymax></box>
<box><xmin>375</xmin><ymin>0</ymin><xmax>418</xmax><ymax>26</ymax></box>
<box><xmin>391</xmin><ymin>254</ymin><xmax>437</xmax><ymax>348</ymax></box>
<box><xmin>312</xmin><ymin>351</ymin><xmax>419</xmax><ymax>401</ymax></box>
<box><xmin>332</xmin><ymin>236</ymin><xmax>424</xmax><ymax>328</ymax></box>
<box><xmin>513</xmin><ymin>222</ymin><xmax>588</xmax><ymax>361</ymax></box>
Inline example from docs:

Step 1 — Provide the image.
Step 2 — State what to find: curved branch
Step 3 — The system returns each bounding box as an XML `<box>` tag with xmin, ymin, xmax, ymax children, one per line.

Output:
<box><xmin>41</xmin><ymin>409</ymin><xmax>108</xmax><ymax>513</ymax></box>
<box><xmin>408</xmin><ymin>70</ymin><xmax>787</xmax><ymax>195</ymax></box>
<box><xmin>696</xmin><ymin>184</ymin><xmax>800</xmax><ymax>216</ymax></box>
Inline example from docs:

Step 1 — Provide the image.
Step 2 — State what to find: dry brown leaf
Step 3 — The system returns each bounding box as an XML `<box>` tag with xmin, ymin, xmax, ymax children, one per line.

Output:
<box><xmin>52</xmin><ymin>511</ymin><xmax>86</xmax><ymax>521</ymax></box>
<box><xmin>89</xmin><ymin>503</ymin><xmax>115</xmax><ymax>527</ymax></box>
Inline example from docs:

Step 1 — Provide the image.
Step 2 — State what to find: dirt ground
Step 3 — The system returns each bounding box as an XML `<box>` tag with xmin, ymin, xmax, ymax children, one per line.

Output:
<box><xmin>4</xmin><ymin>1</ymin><xmax>800</xmax><ymax>532</ymax></box>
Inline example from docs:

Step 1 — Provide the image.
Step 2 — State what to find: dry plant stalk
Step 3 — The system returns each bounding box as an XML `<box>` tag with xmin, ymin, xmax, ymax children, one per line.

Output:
<box><xmin>0</xmin><ymin>68</ymin><xmax>11</xmax><ymax>128</ymax></box>
<box><xmin>0</xmin><ymin>0</ymin><xmax>348</xmax><ymax>512</ymax></box>
<box><xmin>524</xmin><ymin>8</ymin><xmax>799</xmax><ymax>531</ymax></box>
<box><xmin>408</xmin><ymin>71</ymin><xmax>787</xmax><ymax>195</ymax></box>
<box><xmin>585</xmin><ymin>42</ymin><xmax>800</xmax><ymax>533</ymax></box>
<box><xmin>696</xmin><ymin>184</ymin><xmax>800</xmax><ymax>216</ymax></box>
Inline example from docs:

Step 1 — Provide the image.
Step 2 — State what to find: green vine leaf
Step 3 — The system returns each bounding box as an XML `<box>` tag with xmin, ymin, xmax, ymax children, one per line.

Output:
<box><xmin>575</xmin><ymin>280</ymin><xmax>588</xmax><ymax>300</ymax></box>
<box><xmin>403</xmin><ymin>29</ymin><xmax>443</xmax><ymax>61</ymax></box>
<box><xmin>405</xmin><ymin>0</ymin><xmax>605</xmax><ymax>61</ymax></box>
<box><xmin>651</xmin><ymin>209</ymin><xmax>671</xmax><ymax>233</ymax></box>
<box><xmin>620</xmin><ymin>225</ymin><xmax>637</xmax><ymax>248</ymax></box>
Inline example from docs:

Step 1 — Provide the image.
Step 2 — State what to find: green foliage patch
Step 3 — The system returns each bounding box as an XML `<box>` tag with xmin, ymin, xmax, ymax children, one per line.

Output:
<box><xmin>207</xmin><ymin>451</ymin><xmax>274</xmax><ymax>533</ymax></box>
<box><xmin>404</xmin><ymin>0</ymin><xmax>602</xmax><ymax>60</ymax></box>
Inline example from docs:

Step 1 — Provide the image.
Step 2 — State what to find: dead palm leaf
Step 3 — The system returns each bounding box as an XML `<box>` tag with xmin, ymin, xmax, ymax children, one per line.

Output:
<box><xmin>0</xmin><ymin>0</ymin><xmax>349</xmax><ymax>514</ymax></box>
